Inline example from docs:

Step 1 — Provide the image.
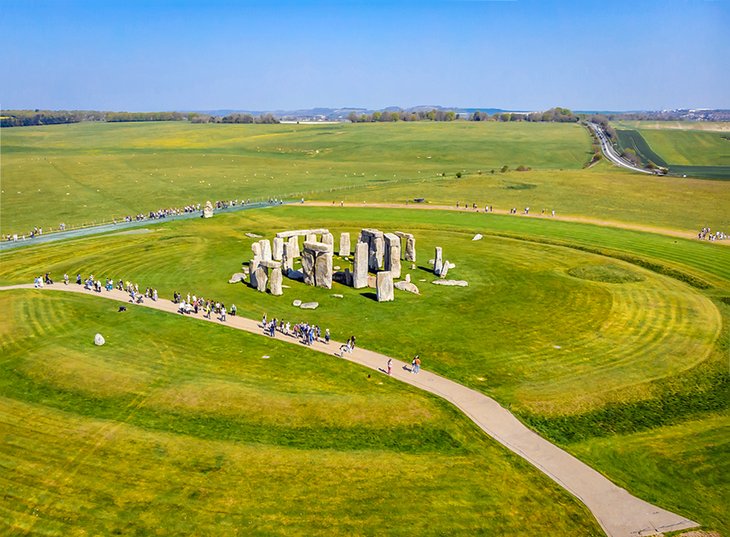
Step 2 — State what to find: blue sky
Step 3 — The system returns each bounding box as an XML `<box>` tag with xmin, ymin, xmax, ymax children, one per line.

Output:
<box><xmin>1</xmin><ymin>0</ymin><xmax>727</xmax><ymax>111</ymax></box>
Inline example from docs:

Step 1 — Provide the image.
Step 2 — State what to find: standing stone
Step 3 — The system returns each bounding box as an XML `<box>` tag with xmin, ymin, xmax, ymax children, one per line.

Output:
<box><xmin>344</xmin><ymin>268</ymin><xmax>353</xmax><ymax>287</ymax></box>
<box><xmin>405</xmin><ymin>236</ymin><xmax>416</xmax><ymax>262</ymax></box>
<box><xmin>376</xmin><ymin>271</ymin><xmax>394</xmax><ymax>302</ymax></box>
<box><xmin>434</xmin><ymin>247</ymin><xmax>443</xmax><ymax>276</ymax></box>
<box><xmin>282</xmin><ymin>243</ymin><xmax>294</xmax><ymax>271</ymax></box>
<box><xmin>269</xmin><ymin>267</ymin><xmax>283</xmax><ymax>296</ymax></box>
<box><xmin>202</xmin><ymin>201</ymin><xmax>214</xmax><ymax>218</ymax></box>
<box><xmin>272</xmin><ymin>237</ymin><xmax>284</xmax><ymax>261</ymax></box>
<box><xmin>249</xmin><ymin>258</ymin><xmax>260</xmax><ymax>288</ymax></box>
<box><xmin>259</xmin><ymin>240</ymin><xmax>272</xmax><ymax>262</ymax></box>
<box><xmin>440</xmin><ymin>260</ymin><xmax>450</xmax><ymax>278</ymax></box>
<box><xmin>306</xmin><ymin>233</ymin><xmax>317</xmax><ymax>244</ymax></box>
<box><xmin>314</xmin><ymin>252</ymin><xmax>333</xmax><ymax>289</ymax></box>
<box><xmin>288</xmin><ymin>236</ymin><xmax>300</xmax><ymax>259</ymax></box>
<box><xmin>339</xmin><ymin>232</ymin><xmax>351</xmax><ymax>257</ymax></box>
<box><xmin>251</xmin><ymin>242</ymin><xmax>262</xmax><ymax>259</ymax></box>
<box><xmin>367</xmin><ymin>231</ymin><xmax>384</xmax><ymax>271</ymax></box>
<box><xmin>353</xmin><ymin>241</ymin><xmax>369</xmax><ymax>289</ymax></box>
<box><xmin>321</xmin><ymin>232</ymin><xmax>334</xmax><ymax>253</ymax></box>
<box><xmin>301</xmin><ymin>250</ymin><xmax>316</xmax><ymax>286</ymax></box>
<box><xmin>384</xmin><ymin>233</ymin><xmax>402</xmax><ymax>279</ymax></box>
<box><xmin>254</xmin><ymin>266</ymin><xmax>268</xmax><ymax>292</ymax></box>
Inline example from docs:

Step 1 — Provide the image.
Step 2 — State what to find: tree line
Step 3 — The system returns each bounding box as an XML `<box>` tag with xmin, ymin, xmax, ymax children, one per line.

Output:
<box><xmin>0</xmin><ymin>110</ymin><xmax>280</xmax><ymax>128</ymax></box>
<box><xmin>348</xmin><ymin>107</ymin><xmax>579</xmax><ymax>123</ymax></box>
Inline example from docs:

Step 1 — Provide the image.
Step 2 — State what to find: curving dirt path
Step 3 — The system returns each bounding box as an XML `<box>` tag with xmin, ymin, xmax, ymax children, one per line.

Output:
<box><xmin>1</xmin><ymin>283</ymin><xmax>700</xmax><ymax>537</ymax></box>
<box><xmin>303</xmin><ymin>201</ymin><xmax>729</xmax><ymax>245</ymax></box>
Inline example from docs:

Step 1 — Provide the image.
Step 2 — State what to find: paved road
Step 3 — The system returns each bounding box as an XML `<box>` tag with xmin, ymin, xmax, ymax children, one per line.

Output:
<box><xmin>588</xmin><ymin>122</ymin><xmax>656</xmax><ymax>175</ymax></box>
<box><xmin>1</xmin><ymin>283</ymin><xmax>699</xmax><ymax>537</ymax></box>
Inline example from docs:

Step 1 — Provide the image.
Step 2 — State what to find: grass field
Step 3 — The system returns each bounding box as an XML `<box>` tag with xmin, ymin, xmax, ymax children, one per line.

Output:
<box><xmin>3</xmin><ymin>121</ymin><xmax>729</xmax><ymax>236</ymax></box>
<box><xmin>1</xmin><ymin>206</ymin><xmax>728</xmax><ymax>533</ymax></box>
<box><xmin>612</xmin><ymin>121</ymin><xmax>730</xmax><ymax>180</ymax></box>
<box><xmin>0</xmin><ymin>290</ymin><xmax>603</xmax><ymax>536</ymax></box>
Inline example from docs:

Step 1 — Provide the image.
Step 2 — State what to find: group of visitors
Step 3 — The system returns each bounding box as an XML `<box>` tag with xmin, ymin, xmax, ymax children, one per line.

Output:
<box><xmin>697</xmin><ymin>227</ymin><xmax>727</xmax><ymax>241</ymax></box>
<box><xmin>259</xmin><ymin>313</ymin><xmax>331</xmax><ymax>346</ymax></box>
<box><xmin>173</xmin><ymin>291</ymin><xmax>235</xmax><ymax>321</ymax></box>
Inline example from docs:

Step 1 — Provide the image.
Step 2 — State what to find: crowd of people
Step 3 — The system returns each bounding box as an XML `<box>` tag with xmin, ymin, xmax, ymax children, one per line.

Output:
<box><xmin>259</xmin><ymin>312</ymin><xmax>333</xmax><ymax>347</ymax></box>
<box><xmin>697</xmin><ymin>227</ymin><xmax>727</xmax><ymax>241</ymax></box>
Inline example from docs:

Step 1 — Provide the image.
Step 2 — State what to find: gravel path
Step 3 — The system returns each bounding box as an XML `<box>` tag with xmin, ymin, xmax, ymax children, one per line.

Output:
<box><xmin>2</xmin><ymin>283</ymin><xmax>700</xmax><ymax>537</ymax></box>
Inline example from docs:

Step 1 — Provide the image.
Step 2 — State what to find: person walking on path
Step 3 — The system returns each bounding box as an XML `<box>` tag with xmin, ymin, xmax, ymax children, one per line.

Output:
<box><xmin>412</xmin><ymin>354</ymin><xmax>421</xmax><ymax>374</ymax></box>
<box><xmin>387</xmin><ymin>358</ymin><xmax>392</xmax><ymax>375</ymax></box>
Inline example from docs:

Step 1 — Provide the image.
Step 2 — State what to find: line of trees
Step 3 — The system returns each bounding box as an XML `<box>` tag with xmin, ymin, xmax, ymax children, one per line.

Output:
<box><xmin>348</xmin><ymin>107</ymin><xmax>579</xmax><ymax>123</ymax></box>
<box><xmin>190</xmin><ymin>113</ymin><xmax>279</xmax><ymax>124</ymax></box>
<box><xmin>1</xmin><ymin>109</ymin><xmax>190</xmax><ymax>128</ymax></box>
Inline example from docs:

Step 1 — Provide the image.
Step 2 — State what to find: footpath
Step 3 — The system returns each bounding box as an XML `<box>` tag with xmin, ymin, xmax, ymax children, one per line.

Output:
<box><xmin>0</xmin><ymin>283</ymin><xmax>700</xmax><ymax>537</ymax></box>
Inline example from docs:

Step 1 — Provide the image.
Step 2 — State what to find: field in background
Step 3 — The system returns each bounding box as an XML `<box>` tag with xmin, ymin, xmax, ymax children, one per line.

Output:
<box><xmin>1</xmin><ymin>207</ymin><xmax>728</xmax><ymax>533</ymax></box>
<box><xmin>613</xmin><ymin>121</ymin><xmax>730</xmax><ymax>180</ymax></box>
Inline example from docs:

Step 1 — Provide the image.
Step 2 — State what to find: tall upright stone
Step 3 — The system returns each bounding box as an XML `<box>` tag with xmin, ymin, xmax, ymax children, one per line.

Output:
<box><xmin>376</xmin><ymin>271</ymin><xmax>394</xmax><ymax>302</ymax></box>
<box><xmin>405</xmin><ymin>236</ymin><xmax>416</xmax><ymax>262</ymax></box>
<box><xmin>259</xmin><ymin>239</ymin><xmax>272</xmax><ymax>262</ymax></box>
<box><xmin>439</xmin><ymin>260</ymin><xmax>449</xmax><ymax>278</ymax></box>
<box><xmin>288</xmin><ymin>236</ymin><xmax>300</xmax><ymax>259</ymax></box>
<box><xmin>249</xmin><ymin>258</ymin><xmax>260</xmax><ymax>288</ymax></box>
<box><xmin>434</xmin><ymin>247</ymin><xmax>443</xmax><ymax>276</ymax></box>
<box><xmin>321</xmin><ymin>232</ymin><xmax>334</xmax><ymax>253</ymax></box>
<box><xmin>269</xmin><ymin>266</ymin><xmax>283</xmax><ymax>296</ymax></box>
<box><xmin>339</xmin><ymin>232</ymin><xmax>351</xmax><ymax>257</ymax></box>
<box><xmin>364</xmin><ymin>230</ymin><xmax>384</xmax><ymax>271</ymax></box>
<box><xmin>306</xmin><ymin>233</ymin><xmax>317</xmax><ymax>244</ymax></box>
<box><xmin>272</xmin><ymin>237</ymin><xmax>284</xmax><ymax>261</ymax></box>
<box><xmin>352</xmin><ymin>241</ymin><xmax>369</xmax><ymax>289</ymax></box>
<box><xmin>314</xmin><ymin>252</ymin><xmax>333</xmax><ymax>289</ymax></box>
<box><xmin>282</xmin><ymin>242</ymin><xmax>294</xmax><ymax>271</ymax></box>
<box><xmin>251</xmin><ymin>242</ymin><xmax>262</xmax><ymax>259</ymax></box>
<box><xmin>384</xmin><ymin>233</ymin><xmax>402</xmax><ymax>279</ymax></box>
<box><xmin>301</xmin><ymin>249</ymin><xmax>316</xmax><ymax>286</ymax></box>
<box><xmin>254</xmin><ymin>266</ymin><xmax>268</xmax><ymax>293</ymax></box>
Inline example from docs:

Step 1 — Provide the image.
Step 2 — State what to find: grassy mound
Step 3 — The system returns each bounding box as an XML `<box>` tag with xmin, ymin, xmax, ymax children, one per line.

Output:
<box><xmin>567</xmin><ymin>263</ymin><xmax>645</xmax><ymax>284</ymax></box>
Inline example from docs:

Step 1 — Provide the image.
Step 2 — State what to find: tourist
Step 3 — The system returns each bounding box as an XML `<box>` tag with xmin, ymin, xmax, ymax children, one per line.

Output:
<box><xmin>76</xmin><ymin>273</ymin><xmax>82</xmax><ymax>285</ymax></box>
<box><xmin>63</xmin><ymin>273</ymin><xmax>69</xmax><ymax>285</ymax></box>
<box><xmin>220</xmin><ymin>305</ymin><xmax>226</xmax><ymax>322</ymax></box>
<box><xmin>412</xmin><ymin>354</ymin><xmax>421</xmax><ymax>374</ymax></box>
<box><xmin>230</xmin><ymin>304</ymin><xmax>236</xmax><ymax>316</ymax></box>
<box><xmin>387</xmin><ymin>358</ymin><xmax>392</xmax><ymax>375</ymax></box>
<box><xmin>325</xmin><ymin>328</ymin><xmax>330</xmax><ymax>344</ymax></box>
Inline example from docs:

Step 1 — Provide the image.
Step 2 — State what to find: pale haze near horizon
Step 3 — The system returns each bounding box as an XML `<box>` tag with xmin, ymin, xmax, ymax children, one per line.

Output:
<box><xmin>0</xmin><ymin>0</ymin><xmax>727</xmax><ymax>112</ymax></box>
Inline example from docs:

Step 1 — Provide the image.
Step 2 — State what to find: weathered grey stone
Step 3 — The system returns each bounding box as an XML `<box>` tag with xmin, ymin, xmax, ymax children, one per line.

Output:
<box><xmin>332</xmin><ymin>294</ymin><xmax>344</xmax><ymax>298</ymax></box>
<box><xmin>292</xmin><ymin>299</ymin><xmax>302</xmax><ymax>307</ymax></box>
<box><xmin>434</xmin><ymin>247</ymin><xmax>443</xmax><ymax>276</ymax></box>
<box><xmin>369</xmin><ymin>234</ymin><xmax>384</xmax><ymax>271</ymax></box>
<box><xmin>321</xmin><ymin>232</ymin><xmax>334</xmax><ymax>252</ymax></box>
<box><xmin>300</xmin><ymin>302</ymin><xmax>319</xmax><ymax>310</ymax></box>
<box><xmin>394</xmin><ymin>231</ymin><xmax>413</xmax><ymax>239</ymax></box>
<box><xmin>94</xmin><ymin>333</ymin><xmax>105</xmax><ymax>346</ymax></box>
<box><xmin>273</xmin><ymin>237</ymin><xmax>284</xmax><ymax>261</ymax></box>
<box><xmin>276</xmin><ymin>229</ymin><xmax>329</xmax><ymax>239</ymax></box>
<box><xmin>254</xmin><ymin>267</ymin><xmax>268</xmax><ymax>292</ymax></box>
<box><xmin>384</xmin><ymin>233</ymin><xmax>401</xmax><ymax>279</ymax></box>
<box><xmin>405</xmin><ymin>273</ymin><xmax>411</xmax><ymax>283</ymax></box>
<box><xmin>432</xmin><ymin>279</ymin><xmax>468</xmax><ymax>287</ymax></box>
<box><xmin>339</xmin><ymin>232</ymin><xmax>351</xmax><ymax>256</ymax></box>
<box><xmin>249</xmin><ymin>258</ymin><xmax>260</xmax><ymax>288</ymax></box>
<box><xmin>259</xmin><ymin>240</ymin><xmax>272</xmax><ymax>262</ymax></box>
<box><xmin>314</xmin><ymin>252</ymin><xmax>333</xmax><ymax>289</ymax></box>
<box><xmin>287</xmin><ymin>269</ymin><xmax>304</xmax><ymax>281</ymax></box>
<box><xmin>376</xmin><ymin>271</ymin><xmax>394</xmax><ymax>302</ymax></box>
<box><xmin>288</xmin><ymin>236</ymin><xmax>300</xmax><ymax>259</ymax></box>
<box><xmin>282</xmin><ymin>242</ymin><xmax>294</xmax><ymax>271</ymax></box>
<box><xmin>344</xmin><ymin>268</ymin><xmax>353</xmax><ymax>287</ymax></box>
<box><xmin>245</xmin><ymin>232</ymin><xmax>262</xmax><ymax>239</ymax></box>
<box><xmin>203</xmin><ymin>201</ymin><xmax>214</xmax><ymax>218</ymax></box>
<box><xmin>367</xmin><ymin>274</ymin><xmax>377</xmax><ymax>288</ymax></box>
<box><xmin>405</xmin><ymin>236</ymin><xmax>416</xmax><ymax>262</ymax></box>
<box><xmin>228</xmin><ymin>272</ymin><xmax>246</xmax><ymax>284</ymax></box>
<box><xmin>269</xmin><ymin>267</ymin><xmax>283</xmax><ymax>296</ymax></box>
<box><xmin>303</xmin><ymin>241</ymin><xmax>331</xmax><ymax>254</ymax></box>
<box><xmin>259</xmin><ymin>260</ymin><xmax>280</xmax><ymax>270</ymax></box>
<box><xmin>251</xmin><ymin>242</ymin><xmax>262</xmax><ymax>258</ymax></box>
<box><xmin>301</xmin><ymin>250</ymin><xmax>316</xmax><ymax>286</ymax></box>
<box><xmin>439</xmin><ymin>260</ymin><xmax>449</xmax><ymax>278</ymax></box>
<box><xmin>472</xmin><ymin>233</ymin><xmax>483</xmax><ymax>241</ymax></box>
<box><xmin>394</xmin><ymin>280</ymin><xmax>420</xmax><ymax>294</ymax></box>
<box><xmin>306</xmin><ymin>233</ymin><xmax>317</xmax><ymax>244</ymax></box>
<box><xmin>352</xmin><ymin>241</ymin><xmax>369</xmax><ymax>289</ymax></box>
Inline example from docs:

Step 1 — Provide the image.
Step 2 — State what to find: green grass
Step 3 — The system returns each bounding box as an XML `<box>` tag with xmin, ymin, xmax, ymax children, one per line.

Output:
<box><xmin>616</xmin><ymin>129</ymin><xmax>668</xmax><ymax>167</ymax></box>
<box><xmin>1</xmin><ymin>120</ymin><xmax>591</xmax><ymax>235</ymax></box>
<box><xmin>0</xmin><ymin>289</ymin><xmax>603</xmax><ymax>536</ymax></box>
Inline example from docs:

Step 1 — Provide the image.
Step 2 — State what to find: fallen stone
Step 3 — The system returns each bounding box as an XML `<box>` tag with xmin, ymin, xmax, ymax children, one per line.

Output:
<box><xmin>287</xmin><ymin>269</ymin><xmax>305</xmax><ymax>281</ymax></box>
<box><xmin>432</xmin><ymin>279</ymin><xmax>468</xmax><ymax>287</ymax></box>
<box><xmin>292</xmin><ymin>299</ymin><xmax>302</xmax><ymax>307</ymax></box>
<box><xmin>300</xmin><ymin>302</ymin><xmax>319</xmax><ymax>310</ymax></box>
<box><xmin>228</xmin><ymin>272</ymin><xmax>246</xmax><ymax>284</ymax></box>
<box><xmin>245</xmin><ymin>232</ymin><xmax>262</xmax><ymax>238</ymax></box>
<box><xmin>334</xmin><ymin>266</ymin><xmax>341</xmax><ymax>270</ymax></box>
<box><xmin>94</xmin><ymin>333</ymin><xmax>105</xmax><ymax>346</ymax></box>
<box><xmin>332</xmin><ymin>294</ymin><xmax>344</xmax><ymax>298</ymax></box>
<box><xmin>394</xmin><ymin>281</ymin><xmax>420</xmax><ymax>294</ymax></box>
<box><xmin>473</xmin><ymin>233</ymin><xmax>483</xmax><ymax>241</ymax></box>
